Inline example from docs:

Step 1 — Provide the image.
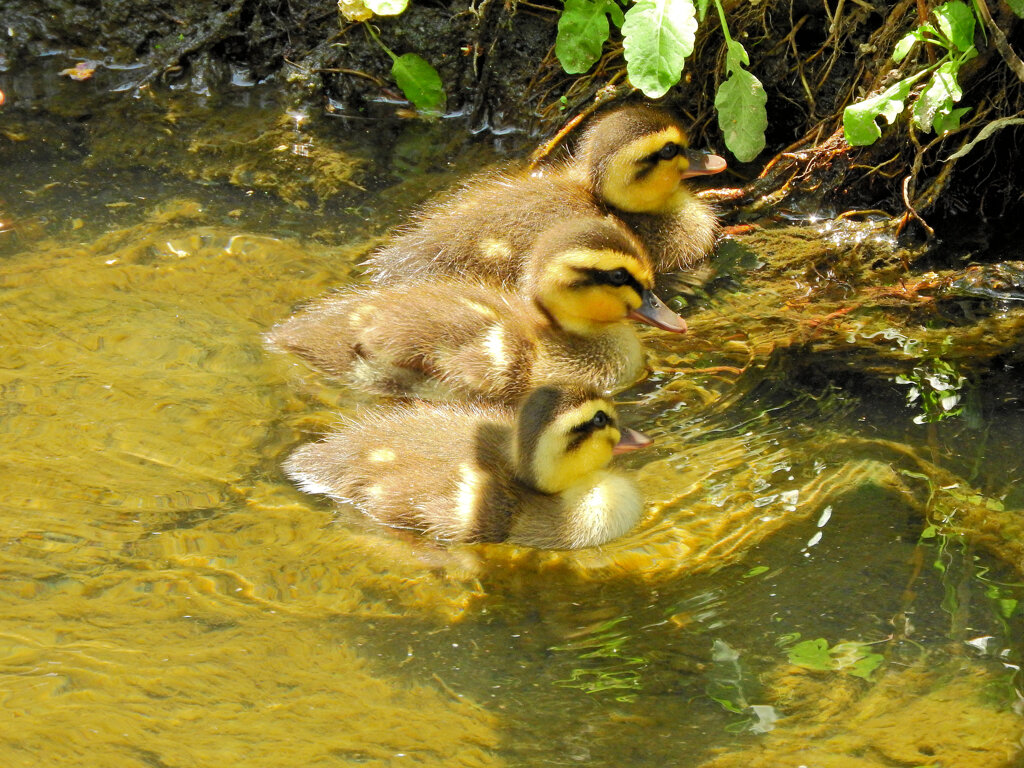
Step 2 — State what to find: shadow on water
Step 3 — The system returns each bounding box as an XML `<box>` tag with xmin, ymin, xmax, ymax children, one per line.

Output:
<box><xmin>1</xmin><ymin>66</ymin><xmax>1022</xmax><ymax>767</ymax></box>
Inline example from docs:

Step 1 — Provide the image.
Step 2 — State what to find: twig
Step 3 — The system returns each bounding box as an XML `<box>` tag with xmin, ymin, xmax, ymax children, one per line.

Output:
<box><xmin>898</xmin><ymin>174</ymin><xmax>935</xmax><ymax>238</ymax></box>
<box><xmin>975</xmin><ymin>0</ymin><xmax>1024</xmax><ymax>83</ymax></box>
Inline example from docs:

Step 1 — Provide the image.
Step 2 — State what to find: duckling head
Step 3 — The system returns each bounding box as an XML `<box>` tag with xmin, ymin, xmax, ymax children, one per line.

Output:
<box><xmin>529</xmin><ymin>218</ymin><xmax>688</xmax><ymax>334</ymax></box>
<box><xmin>578</xmin><ymin>105</ymin><xmax>727</xmax><ymax>215</ymax></box>
<box><xmin>513</xmin><ymin>384</ymin><xmax>652</xmax><ymax>495</ymax></box>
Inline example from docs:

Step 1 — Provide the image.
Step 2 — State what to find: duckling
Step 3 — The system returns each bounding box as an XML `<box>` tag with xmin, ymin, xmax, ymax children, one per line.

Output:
<box><xmin>267</xmin><ymin>217</ymin><xmax>687</xmax><ymax>404</ymax></box>
<box><xmin>284</xmin><ymin>383</ymin><xmax>652</xmax><ymax>549</ymax></box>
<box><xmin>363</xmin><ymin>104</ymin><xmax>726</xmax><ymax>287</ymax></box>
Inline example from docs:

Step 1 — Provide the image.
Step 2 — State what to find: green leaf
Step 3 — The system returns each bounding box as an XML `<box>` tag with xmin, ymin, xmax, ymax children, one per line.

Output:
<box><xmin>892</xmin><ymin>31</ymin><xmax>919</xmax><ymax>62</ymax></box>
<box><xmin>831</xmin><ymin>642</ymin><xmax>884</xmax><ymax>680</ymax></box>
<box><xmin>607</xmin><ymin>0</ymin><xmax>625</xmax><ymax>27</ymax></box>
<box><xmin>933</xmin><ymin>0</ymin><xmax>975</xmax><ymax>53</ymax></box>
<box><xmin>849</xmin><ymin>652</ymin><xmax>885</xmax><ymax>679</ymax></box>
<box><xmin>787</xmin><ymin>638</ymin><xmax>833</xmax><ymax>671</ymax></box>
<box><xmin>696</xmin><ymin>0</ymin><xmax>712</xmax><ymax>21</ymax></box>
<box><xmin>557</xmin><ymin>0</ymin><xmax>615</xmax><ymax>74</ymax></box>
<box><xmin>1008</xmin><ymin>0</ymin><xmax>1024</xmax><ymax>18</ymax></box>
<box><xmin>715</xmin><ymin>52</ymin><xmax>767</xmax><ymax>162</ymax></box>
<box><xmin>913</xmin><ymin>61</ymin><xmax>962</xmax><ymax>132</ymax></box>
<box><xmin>998</xmin><ymin>598</ymin><xmax>1019</xmax><ymax>618</ymax></box>
<box><xmin>365</xmin><ymin>0</ymin><xmax>409</xmax><ymax>15</ymax></box>
<box><xmin>931</xmin><ymin>105</ymin><xmax>969</xmax><ymax>135</ymax></box>
<box><xmin>723</xmin><ymin>36</ymin><xmax>750</xmax><ymax>69</ymax></box>
<box><xmin>842</xmin><ymin>72</ymin><xmax>924</xmax><ymax>146</ymax></box>
<box><xmin>622</xmin><ymin>0</ymin><xmax>698</xmax><ymax>98</ymax></box>
<box><xmin>391</xmin><ymin>53</ymin><xmax>445</xmax><ymax>112</ymax></box>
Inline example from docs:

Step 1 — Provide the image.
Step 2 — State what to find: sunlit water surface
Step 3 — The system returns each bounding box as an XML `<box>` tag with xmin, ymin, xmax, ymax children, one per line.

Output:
<box><xmin>1</xmin><ymin>68</ymin><xmax>1022</xmax><ymax>767</ymax></box>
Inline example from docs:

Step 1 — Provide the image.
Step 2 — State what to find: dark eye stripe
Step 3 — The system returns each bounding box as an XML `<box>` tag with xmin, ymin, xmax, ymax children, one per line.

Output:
<box><xmin>568</xmin><ymin>410</ymin><xmax>617</xmax><ymax>450</ymax></box>
<box><xmin>571</xmin><ymin>267</ymin><xmax>645</xmax><ymax>298</ymax></box>
<box><xmin>640</xmin><ymin>140</ymin><xmax>683</xmax><ymax>165</ymax></box>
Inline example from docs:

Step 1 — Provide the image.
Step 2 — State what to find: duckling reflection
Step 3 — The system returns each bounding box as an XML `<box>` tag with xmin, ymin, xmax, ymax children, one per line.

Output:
<box><xmin>364</xmin><ymin>104</ymin><xmax>726</xmax><ymax>286</ymax></box>
<box><xmin>267</xmin><ymin>217</ymin><xmax>686</xmax><ymax>403</ymax></box>
<box><xmin>285</xmin><ymin>384</ymin><xmax>652</xmax><ymax>549</ymax></box>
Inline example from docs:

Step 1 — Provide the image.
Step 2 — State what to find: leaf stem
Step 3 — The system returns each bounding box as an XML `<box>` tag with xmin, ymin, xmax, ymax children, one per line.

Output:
<box><xmin>364</xmin><ymin>22</ymin><xmax>398</xmax><ymax>63</ymax></box>
<box><xmin>712</xmin><ymin>0</ymin><xmax>734</xmax><ymax>46</ymax></box>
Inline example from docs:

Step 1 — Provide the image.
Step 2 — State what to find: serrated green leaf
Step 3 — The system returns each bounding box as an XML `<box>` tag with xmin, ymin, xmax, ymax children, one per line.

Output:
<box><xmin>622</xmin><ymin>0</ymin><xmax>698</xmax><ymax>98</ymax></box>
<box><xmin>1008</xmin><ymin>0</ymin><xmax>1024</xmax><ymax>18</ymax></box>
<box><xmin>933</xmin><ymin>0</ymin><xmax>975</xmax><ymax>53</ymax></box>
<box><xmin>365</xmin><ymin>0</ymin><xmax>409</xmax><ymax>15</ymax></box>
<box><xmin>715</xmin><ymin>63</ymin><xmax>767</xmax><ymax>162</ymax></box>
<box><xmin>556</xmin><ymin>0</ymin><xmax>614</xmax><ymax>74</ymax></box>
<box><xmin>913</xmin><ymin>61</ymin><xmax>962</xmax><ymax>132</ymax></box>
<box><xmin>723</xmin><ymin>37</ymin><xmax>750</xmax><ymax>70</ymax></box>
<box><xmin>391</xmin><ymin>53</ymin><xmax>445</xmax><ymax>112</ymax></box>
<box><xmin>842</xmin><ymin>73</ymin><xmax>923</xmax><ymax>146</ymax></box>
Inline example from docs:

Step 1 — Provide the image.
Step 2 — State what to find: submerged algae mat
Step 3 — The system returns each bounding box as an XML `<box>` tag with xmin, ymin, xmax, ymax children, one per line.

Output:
<box><xmin>0</xmin><ymin>204</ymin><xmax>501</xmax><ymax>766</ymax></box>
<box><xmin>2</xmin><ymin>198</ymin><xmax>1022</xmax><ymax>766</ymax></box>
<box><xmin>699</xmin><ymin>662</ymin><xmax>1022</xmax><ymax>768</ymax></box>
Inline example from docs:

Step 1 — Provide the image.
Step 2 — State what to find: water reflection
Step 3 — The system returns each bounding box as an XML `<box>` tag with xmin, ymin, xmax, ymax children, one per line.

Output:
<box><xmin>1</xmin><ymin>80</ymin><xmax>1022</xmax><ymax>767</ymax></box>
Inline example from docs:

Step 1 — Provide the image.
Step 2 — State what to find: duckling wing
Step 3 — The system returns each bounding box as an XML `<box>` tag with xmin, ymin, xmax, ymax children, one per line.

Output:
<box><xmin>364</xmin><ymin>169</ymin><xmax>603</xmax><ymax>287</ymax></box>
<box><xmin>285</xmin><ymin>402</ymin><xmax>521</xmax><ymax>543</ymax></box>
<box><xmin>271</xmin><ymin>279</ymin><xmax>543</xmax><ymax>403</ymax></box>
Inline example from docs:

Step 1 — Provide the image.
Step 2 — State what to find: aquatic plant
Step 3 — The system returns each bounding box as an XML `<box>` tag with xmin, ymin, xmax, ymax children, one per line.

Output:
<box><xmin>782</xmin><ymin>636</ymin><xmax>885</xmax><ymax>680</ymax></box>
<box><xmin>893</xmin><ymin>340</ymin><xmax>968</xmax><ymax>425</ymax></box>
<box><xmin>550</xmin><ymin>617</ymin><xmax>647</xmax><ymax>702</ymax></box>
<box><xmin>706</xmin><ymin>639</ymin><xmax>779</xmax><ymax>733</ymax></box>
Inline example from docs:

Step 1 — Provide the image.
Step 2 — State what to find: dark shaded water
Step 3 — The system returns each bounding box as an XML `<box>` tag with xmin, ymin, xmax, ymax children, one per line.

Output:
<box><xmin>1</xmin><ymin>66</ymin><xmax>1022</xmax><ymax>767</ymax></box>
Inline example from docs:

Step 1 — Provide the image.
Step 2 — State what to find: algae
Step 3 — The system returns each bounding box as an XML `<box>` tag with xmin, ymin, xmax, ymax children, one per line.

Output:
<box><xmin>699</xmin><ymin>662</ymin><xmax>1023</xmax><ymax>768</ymax></box>
<box><xmin>3</xmin><ymin>84</ymin><xmax>1024</xmax><ymax>767</ymax></box>
<box><xmin>84</xmin><ymin>94</ymin><xmax>365</xmax><ymax>208</ymax></box>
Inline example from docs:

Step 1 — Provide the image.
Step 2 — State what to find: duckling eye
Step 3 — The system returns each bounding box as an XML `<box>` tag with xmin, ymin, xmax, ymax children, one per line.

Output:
<box><xmin>657</xmin><ymin>142</ymin><xmax>680</xmax><ymax>161</ymax></box>
<box><xmin>591</xmin><ymin>410</ymin><xmax>609</xmax><ymax>429</ymax></box>
<box><xmin>606</xmin><ymin>268</ymin><xmax>630</xmax><ymax>287</ymax></box>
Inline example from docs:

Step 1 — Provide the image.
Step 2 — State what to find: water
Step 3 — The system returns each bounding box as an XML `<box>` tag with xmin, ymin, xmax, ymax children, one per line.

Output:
<box><xmin>2</xmin><ymin>67</ymin><xmax>1022</xmax><ymax>767</ymax></box>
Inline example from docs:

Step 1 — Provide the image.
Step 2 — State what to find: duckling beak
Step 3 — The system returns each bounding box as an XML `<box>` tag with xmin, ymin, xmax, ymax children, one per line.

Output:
<box><xmin>628</xmin><ymin>290</ymin><xmax>688</xmax><ymax>333</ymax></box>
<box><xmin>613</xmin><ymin>427</ymin><xmax>653</xmax><ymax>455</ymax></box>
<box><xmin>681</xmin><ymin>150</ymin><xmax>728</xmax><ymax>178</ymax></box>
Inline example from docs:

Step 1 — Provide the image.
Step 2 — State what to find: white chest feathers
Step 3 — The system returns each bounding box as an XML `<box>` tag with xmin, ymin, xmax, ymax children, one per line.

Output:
<box><xmin>558</xmin><ymin>471</ymin><xmax>644</xmax><ymax>548</ymax></box>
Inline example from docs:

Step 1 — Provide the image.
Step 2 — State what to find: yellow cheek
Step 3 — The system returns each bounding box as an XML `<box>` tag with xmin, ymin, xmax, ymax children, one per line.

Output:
<box><xmin>544</xmin><ymin>437</ymin><xmax>616</xmax><ymax>492</ymax></box>
<box><xmin>641</xmin><ymin>165</ymin><xmax>685</xmax><ymax>209</ymax></box>
<box><xmin>561</xmin><ymin>288</ymin><xmax>632</xmax><ymax>324</ymax></box>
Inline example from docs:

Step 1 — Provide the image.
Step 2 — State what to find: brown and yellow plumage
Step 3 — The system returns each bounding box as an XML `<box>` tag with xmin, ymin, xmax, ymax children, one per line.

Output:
<box><xmin>267</xmin><ymin>217</ymin><xmax>686</xmax><ymax>404</ymax></box>
<box><xmin>284</xmin><ymin>384</ymin><xmax>651</xmax><ymax>549</ymax></box>
<box><xmin>363</xmin><ymin>105</ymin><xmax>726</xmax><ymax>286</ymax></box>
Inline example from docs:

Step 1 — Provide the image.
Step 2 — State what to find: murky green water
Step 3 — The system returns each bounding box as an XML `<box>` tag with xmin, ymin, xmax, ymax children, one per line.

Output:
<box><xmin>2</xmin><ymin>65</ymin><xmax>1022</xmax><ymax>767</ymax></box>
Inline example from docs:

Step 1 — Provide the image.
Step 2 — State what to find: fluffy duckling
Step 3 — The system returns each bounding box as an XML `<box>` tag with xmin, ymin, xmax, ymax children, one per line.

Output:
<box><xmin>267</xmin><ymin>218</ymin><xmax>687</xmax><ymax>403</ymax></box>
<box><xmin>363</xmin><ymin>104</ymin><xmax>726</xmax><ymax>287</ymax></box>
<box><xmin>284</xmin><ymin>384</ymin><xmax>652</xmax><ymax>549</ymax></box>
